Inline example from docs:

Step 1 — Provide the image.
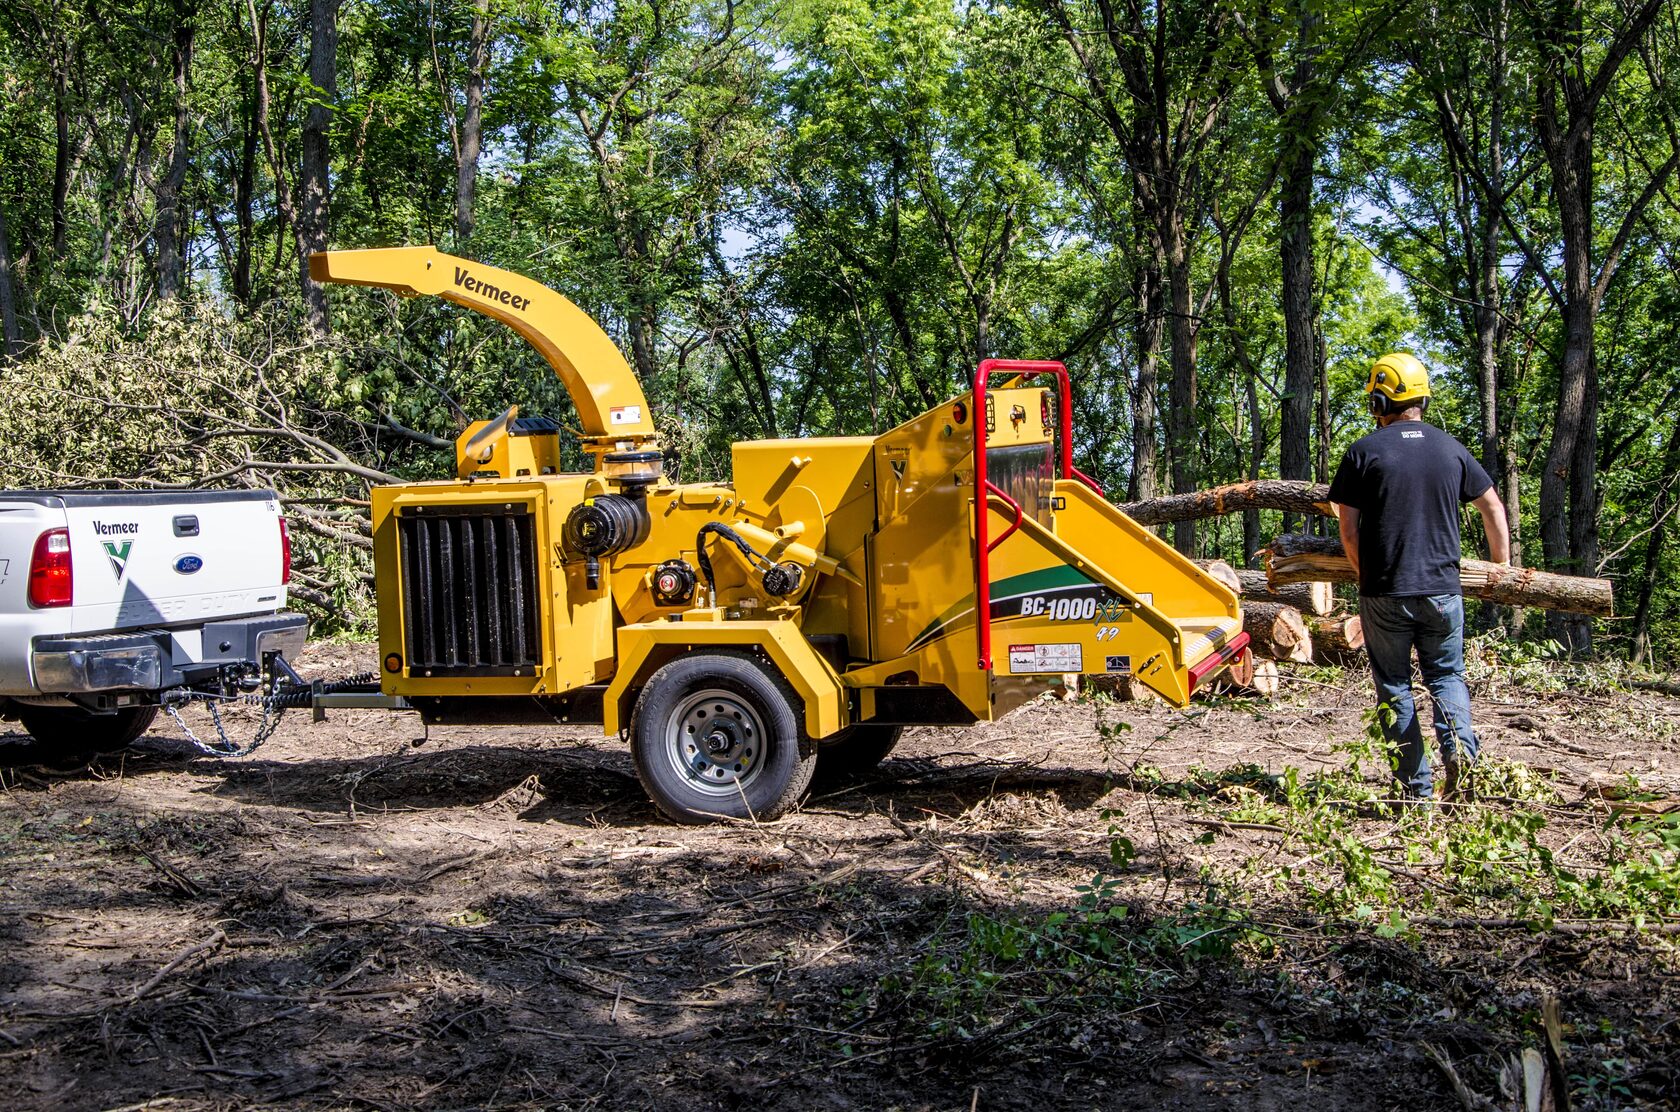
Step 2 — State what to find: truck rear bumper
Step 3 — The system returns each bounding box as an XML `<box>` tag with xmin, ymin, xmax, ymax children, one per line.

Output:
<box><xmin>31</xmin><ymin>613</ymin><xmax>308</xmax><ymax>694</ymax></box>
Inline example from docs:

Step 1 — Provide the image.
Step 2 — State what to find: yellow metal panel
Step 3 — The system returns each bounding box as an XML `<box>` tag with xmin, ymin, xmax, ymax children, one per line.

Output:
<box><xmin>454</xmin><ymin>419</ymin><xmax>562</xmax><ymax>479</ymax></box>
<box><xmin>729</xmin><ymin>438</ymin><xmax>875</xmax><ymax>525</ymax></box>
<box><xmin>372</xmin><ymin>476</ymin><xmax>617</xmax><ymax>698</ymax></box>
<box><xmin>309</xmin><ymin>247</ymin><xmax>655</xmax><ymax>441</ymax></box>
<box><xmin>603</xmin><ymin>620</ymin><xmax>846</xmax><ymax>739</ymax></box>
<box><xmin>1052</xmin><ymin>480</ymin><xmax>1240</xmax><ymax>628</ymax></box>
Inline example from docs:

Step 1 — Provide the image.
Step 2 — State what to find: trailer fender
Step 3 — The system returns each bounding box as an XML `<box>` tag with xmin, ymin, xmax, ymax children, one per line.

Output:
<box><xmin>603</xmin><ymin>620</ymin><xmax>847</xmax><ymax>740</ymax></box>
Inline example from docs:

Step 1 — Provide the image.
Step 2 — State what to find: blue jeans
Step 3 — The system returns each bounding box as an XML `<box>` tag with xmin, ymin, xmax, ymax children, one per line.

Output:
<box><xmin>1359</xmin><ymin>593</ymin><xmax>1479</xmax><ymax>797</ymax></box>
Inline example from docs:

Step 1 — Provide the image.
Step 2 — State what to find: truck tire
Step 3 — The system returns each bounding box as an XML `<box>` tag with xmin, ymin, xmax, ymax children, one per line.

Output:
<box><xmin>815</xmin><ymin>724</ymin><xmax>904</xmax><ymax>785</ymax></box>
<box><xmin>630</xmin><ymin>653</ymin><xmax>817</xmax><ymax>824</ymax></box>
<box><xmin>16</xmin><ymin>704</ymin><xmax>159</xmax><ymax>755</ymax></box>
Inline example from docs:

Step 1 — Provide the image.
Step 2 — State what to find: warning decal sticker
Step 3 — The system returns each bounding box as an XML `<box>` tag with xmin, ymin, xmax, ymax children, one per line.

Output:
<box><xmin>1008</xmin><ymin>643</ymin><xmax>1082</xmax><ymax>674</ymax></box>
<box><xmin>609</xmin><ymin>405</ymin><xmax>643</xmax><ymax>426</ymax></box>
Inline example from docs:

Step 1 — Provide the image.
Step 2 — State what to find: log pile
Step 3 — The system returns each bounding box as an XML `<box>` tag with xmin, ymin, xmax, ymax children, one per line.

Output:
<box><xmin>1261</xmin><ymin>534</ymin><xmax>1614</xmax><ymax>616</ymax></box>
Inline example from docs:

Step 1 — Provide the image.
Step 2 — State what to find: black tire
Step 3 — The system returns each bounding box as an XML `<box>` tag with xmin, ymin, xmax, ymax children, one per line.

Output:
<box><xmin>630</xmin><ymin>653</ymin><xmax>817</xmax><ymax>824</ymax></box>
<box><xmin>815</xmin><ymin>723</ymin><xmax>904</xmax><ymax>785</ymax></box>
<box><xmin>16</xmin><ymin>704</ymin><xmax>159</xmax><ymax>755</ymax></box>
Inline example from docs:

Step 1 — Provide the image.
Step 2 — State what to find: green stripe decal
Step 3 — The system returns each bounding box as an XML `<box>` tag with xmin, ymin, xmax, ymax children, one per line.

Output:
<box><xmin>904</xmin><ymin>564</ymin><xmax>1097</xmax><ymax>654</ymax></box>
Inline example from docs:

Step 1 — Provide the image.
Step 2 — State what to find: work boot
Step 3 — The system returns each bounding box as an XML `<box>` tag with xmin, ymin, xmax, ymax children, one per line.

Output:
<box><xmin>1442</xmin><ymin>758</ymin><xmax>1475</xmax><ymax>803</ymax></box>
<box><xmin>1389</xmin><ymin>784</ymin><xmax>1434</xmax><ymax>816</ymax></box>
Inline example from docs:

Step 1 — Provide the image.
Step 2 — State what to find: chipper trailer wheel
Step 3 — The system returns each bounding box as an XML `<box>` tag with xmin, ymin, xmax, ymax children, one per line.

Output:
<box><xmin>815</xmin><ymin>724</ymin><xmax>904</xmax><ymax>785</ymax></box>
<box><xmin>630</xmin><ymin>653</ymin><xmax>818</xmax><ymax>824</ymax></box>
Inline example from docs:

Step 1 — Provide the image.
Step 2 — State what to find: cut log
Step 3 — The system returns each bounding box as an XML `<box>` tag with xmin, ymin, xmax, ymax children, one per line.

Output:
<box><xmin>1243</xmin><ymin>658</ymin><xmax>1281</xmax><ymax>697</ymax></box>
<box><xmin>1193</xmin><ymin>558</ymin><xmax>1242</xmax><ymax>595</ymax></box>
<box><xmin>1261</xmin><ymin>535</ymin><xmax>1615</xmax><ymax>617</ymax></box>
<box><xmin>1116</xmin><ymin>480</ymin><xmax>1337</xmax><ymax>527</ymax></box>
<box><xmin>1235</xmin><ymin>567</ymin><xmax>1335</xmax><ymax>615</ymax></box>
<box><xmin>1305</xmin><ymin>613</ymin><xmax>1364</xmax><ymax>657</ymax></box>
<box><xmin>1242</xmin><ymin>601</ymin><xmax>1314</xmax><ymax>663</ymax></box>
<box><xmin>1206</xmin><ymin>654</ymin><xmax>1280</xmax><ymax>698</ymax></box>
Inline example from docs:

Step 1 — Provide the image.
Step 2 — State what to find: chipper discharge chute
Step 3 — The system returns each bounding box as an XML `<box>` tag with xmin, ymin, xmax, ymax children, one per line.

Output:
<box><xmin>312</xmin><ymin>247</ymin><xmax>1248</xmax><ymax>824</ymax></box>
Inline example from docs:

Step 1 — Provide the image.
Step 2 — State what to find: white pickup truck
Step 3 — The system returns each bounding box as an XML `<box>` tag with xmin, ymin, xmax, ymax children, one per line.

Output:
<box><xmin>0</xmin><ymin>489</ymin><xmax>307</xmax><ymax>753</ymax></box>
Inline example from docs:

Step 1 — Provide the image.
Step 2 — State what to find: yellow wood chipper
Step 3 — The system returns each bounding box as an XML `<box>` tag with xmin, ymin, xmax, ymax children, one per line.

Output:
<box><xmin>310</xmin><ymin>247</ymin><xmax>1248</xmax><ymax>823</ymax></box>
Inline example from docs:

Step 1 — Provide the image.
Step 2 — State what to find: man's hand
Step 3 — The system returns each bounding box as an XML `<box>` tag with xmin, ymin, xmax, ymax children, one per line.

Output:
<box><xmin>1472</xmin><ymin>487</ymin><xmax>1511</xmax><ymax>564</ymax></box>
<box><xmin>1336</xmin><ymin>504</ymin><xmax>1361</xmax><ymax>579</ymax></box>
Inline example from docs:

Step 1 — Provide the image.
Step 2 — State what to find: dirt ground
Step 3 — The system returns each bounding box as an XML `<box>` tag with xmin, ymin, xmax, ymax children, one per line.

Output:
<box><xmin>2</xmin><ymin>642</ymin><xmax>1678</xmax><ymax>1111</ymax></box>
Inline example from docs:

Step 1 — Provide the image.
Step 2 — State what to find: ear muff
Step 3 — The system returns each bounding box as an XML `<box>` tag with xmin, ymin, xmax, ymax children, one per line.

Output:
<box><xmin>1370</xmin><ymin>390</ymin><xmax>1393</xmax><ymax>417</ymax></box>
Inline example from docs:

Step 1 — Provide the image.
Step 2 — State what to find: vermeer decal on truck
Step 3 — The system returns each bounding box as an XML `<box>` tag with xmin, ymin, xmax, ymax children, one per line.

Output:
<box><xmin>92</xmin><ymin>521</ymin><xmax>139</xmax><ymax>580</ymax></box>
<box><xmin>103</xmin><ymin>541</ymin><xmax>132</xmax><ymax>580</ymax></box>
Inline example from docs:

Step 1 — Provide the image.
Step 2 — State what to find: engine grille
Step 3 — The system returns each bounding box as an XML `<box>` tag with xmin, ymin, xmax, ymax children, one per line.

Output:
<box><xmin>397</xmin><ymin>504</ymin><xmax>540</xmax><ymax>676</ymax></box>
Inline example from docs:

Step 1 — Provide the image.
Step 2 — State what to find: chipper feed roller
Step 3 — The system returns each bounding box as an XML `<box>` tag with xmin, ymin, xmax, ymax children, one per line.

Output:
<box><xmin>311</xmin><ymin>247</ymin><xmax>1248</xmax><ymax>823</ymax></box>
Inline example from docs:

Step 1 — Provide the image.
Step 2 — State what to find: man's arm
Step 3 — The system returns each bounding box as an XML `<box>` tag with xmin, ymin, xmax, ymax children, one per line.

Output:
<box><xmin>1472</xmin><ymin>487</ymin><xmax>1511</xmax><ymax>564</ymax></box>
<box><xmin>1336</xmin><ymin>504</ymin><xmax>1361</xmax><ymax>578</ymax></box>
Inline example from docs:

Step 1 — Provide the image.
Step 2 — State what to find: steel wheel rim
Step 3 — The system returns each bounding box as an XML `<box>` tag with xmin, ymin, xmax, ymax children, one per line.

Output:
<box><xmin>663</xmin><ymin>687</ymin><xmax>767</xmax><ymax>798</ymax></box>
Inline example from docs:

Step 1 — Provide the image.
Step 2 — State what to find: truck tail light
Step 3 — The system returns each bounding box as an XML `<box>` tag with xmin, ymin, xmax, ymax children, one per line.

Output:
<box><xmin>278</xmin><ymin>517</ymin><xmax>292</xmax><ymax>585</ymax></box>
<box><xmin>29</xmin><ymin>528</ymin><xmax>73</xmax><ymax>608</ymax></box>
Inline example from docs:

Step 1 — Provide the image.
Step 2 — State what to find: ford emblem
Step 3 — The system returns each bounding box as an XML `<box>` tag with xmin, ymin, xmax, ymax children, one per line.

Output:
<box><xmin>174</xmin><ymin>554</ymin><xmax>203</xmax><ymax>575</ymax></box>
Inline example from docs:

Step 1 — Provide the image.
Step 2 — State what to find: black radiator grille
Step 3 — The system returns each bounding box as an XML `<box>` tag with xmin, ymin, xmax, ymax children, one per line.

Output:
<box><xmin>398</xmin><ymin>505</ymin><xmax>540</xmax><ymax>676</ymax></box>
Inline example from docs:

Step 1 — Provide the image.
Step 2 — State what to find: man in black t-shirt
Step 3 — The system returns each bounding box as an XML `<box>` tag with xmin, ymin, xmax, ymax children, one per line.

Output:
<box><xmin>1328</xmin><ymin>353</ymin><xmax>1511</xmax><ymax>804</ymax></box>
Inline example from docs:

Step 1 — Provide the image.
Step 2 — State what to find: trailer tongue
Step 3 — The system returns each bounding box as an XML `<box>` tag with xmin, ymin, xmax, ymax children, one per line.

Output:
<box><xmin>311</xmin><ymin>247</ymin><xmax>1246</xmax><ymax>823</ymax></box>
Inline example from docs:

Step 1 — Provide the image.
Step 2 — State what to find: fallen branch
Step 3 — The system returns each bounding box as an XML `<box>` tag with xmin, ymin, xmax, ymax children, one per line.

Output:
<box><xmin>1262</xmin><ymin>535</ymin><xmax>1614</xmax><ymax>616</ymax></box>
<box><xmin>128</xmin><ymin>928</ymin><xmax>227</xmax><ymax>1004</ymax></box>
<box><xmin>1117</xmin><ymin>480</ymin><xmax>1336</xmax><ymax>526</ymax></box>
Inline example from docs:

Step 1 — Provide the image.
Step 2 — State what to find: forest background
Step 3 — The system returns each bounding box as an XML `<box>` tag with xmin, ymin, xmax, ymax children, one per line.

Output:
<box><xmin>0</xmin><ymin>0</ymin><xmax>1672</xmax><ymax>658</ymax></box>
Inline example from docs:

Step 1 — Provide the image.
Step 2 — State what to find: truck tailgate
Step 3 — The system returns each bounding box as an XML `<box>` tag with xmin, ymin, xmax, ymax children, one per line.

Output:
<box><xmin>55</xmin><ymin>490</ymin><xmax>289</xmax><ymax>634</ymax></box>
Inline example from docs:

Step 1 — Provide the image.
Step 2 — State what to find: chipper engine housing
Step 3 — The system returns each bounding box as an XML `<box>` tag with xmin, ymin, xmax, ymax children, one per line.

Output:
<box><xmin>313</xmin><ymin>247</ymin><xmax>1247</xmax><ymax>823</ymax></box>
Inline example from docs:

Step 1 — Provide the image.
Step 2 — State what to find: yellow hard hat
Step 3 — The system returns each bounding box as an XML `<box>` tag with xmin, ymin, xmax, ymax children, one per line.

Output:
<box><xmin>1365</xmin><ymin>352</ymin><xmax>1432</xmax><ymax>405</ymax></box>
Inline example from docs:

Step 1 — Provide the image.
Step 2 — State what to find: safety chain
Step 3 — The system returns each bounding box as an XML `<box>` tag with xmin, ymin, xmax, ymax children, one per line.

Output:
<box><xmin>162</xmin><ymin>671</ymin><xmax>378</xmax><ymax>758</ymax></box>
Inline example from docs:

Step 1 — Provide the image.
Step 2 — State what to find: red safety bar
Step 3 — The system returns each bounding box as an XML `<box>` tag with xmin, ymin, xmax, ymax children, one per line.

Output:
<box><xmin>972</xmin><ymin>359</ymin><xmax>1104</xmax><ymax>670</ymax></box>
<box><xmin>1187</xmin><ymin>634</ymin><xmax>1252</xmax><ymax>695</ymax></box>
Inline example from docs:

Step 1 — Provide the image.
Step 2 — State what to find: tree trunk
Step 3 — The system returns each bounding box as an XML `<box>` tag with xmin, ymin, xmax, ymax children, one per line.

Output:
<box><xmin>1538</xmin><ymin>148</ymin><xmax>1597</xmax><ymax>645</ymax></box>
<box><xmin>454</xmin><ymin>0</ymin><xmax>489</xmax><ymax>246</ymax></box>
<box><xmin>1166</xmin><ymin>217</ymin><xmax>1198</xmax><ymax>554</ymax></box>
<box><xmin>1262</xmin><ymin>534</ymin><xmax>1614</xmax><ymax>615</ymax></box>
<box><xmin>153</xmin><ymin>6</ymin><xmax>197</xmax><ymax>300</ymax></box>
<box><xmin>1116</xmin><ymin>479</ymin><xmax>1334</xmax><ymax>526</ymax></box>
<box><xmin>1278</xmin><ymin>138</ymin><xmax>1318</xmax><ymax>511</ymax></box>
<box><xmin>1630</xmin><ymin>408</ymin><xmax>1680</xmax><ymax>664</ymax></box>
<box><xmin>1235</xmin><ymin>568</ymin><xmax>1334</xmax><ymax>615</ymax></box>
<box><xmin>297</xmin><ymin>0</ymin><xmax>340</xmax><ymax>334</ymax></box>
<box><xmin>52</xmin><ymin>59</ymin><xmax>71</xmax><ymax>257</ymax></box>
<box><xmin>235</xmin><ymin>65</ymin><xmax>258</xmax><ymax>308</ymax></box>
<box><xmin>1129</xmin><ymin>257</ymin><xmax>1163</xmax><ymax>502</ymax></box>
<box><xmin>1218</xmin><ymin>240</ymin><xmax>1268</xmax><ymax>562</ymax></box>
<box><xmin>0</xmin><ymin>198</ymin><xmax>19</xmax><ymax>360</ymax></box>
